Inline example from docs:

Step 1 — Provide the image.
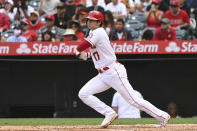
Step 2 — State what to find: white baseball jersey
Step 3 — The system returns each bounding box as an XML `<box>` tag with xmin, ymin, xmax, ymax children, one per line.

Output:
<box><xmin>85</xmin><ymin>27</ymin><xmax>116</xmax><ymax>69</ymax></box>
<box><xmin>78</xmin><ymin>21</ymin><xmax>169</xmax><ymax>124</ymax></box>
<box><xmin>112</xmin><ymin>91</ymin><xmax>143</xmax><ymax>118</ymax></box>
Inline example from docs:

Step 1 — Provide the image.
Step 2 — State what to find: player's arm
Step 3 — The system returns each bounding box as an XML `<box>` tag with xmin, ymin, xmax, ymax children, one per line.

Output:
<box><xmin>75</xmin><ymin>40</ymin><xmax>92</xmax><ymax>60</ymax></box>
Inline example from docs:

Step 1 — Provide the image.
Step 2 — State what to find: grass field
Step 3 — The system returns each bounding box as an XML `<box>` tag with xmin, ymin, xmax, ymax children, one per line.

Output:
<box><xmin>0</xmin><ymin>118</ymin><xmax>197</xmax><ymax>131</ymax></box>
<box><xmin>0</xmin><ymin>118</ymin><xmax>197</xmax><ymax>125</ymax></box>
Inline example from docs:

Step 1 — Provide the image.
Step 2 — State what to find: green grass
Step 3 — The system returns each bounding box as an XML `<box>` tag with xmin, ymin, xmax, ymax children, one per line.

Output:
<box><xmin>0</xmin><ymin>118</ymin><xmax>197</xmax><ymax>126</ymax></box>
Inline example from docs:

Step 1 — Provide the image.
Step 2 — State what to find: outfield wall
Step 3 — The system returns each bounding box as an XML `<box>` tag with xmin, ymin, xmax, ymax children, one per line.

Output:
<box><xmin>0</xmin><ymin>54</ymin><xmax>197</xmax><ymax>118</ymax></box>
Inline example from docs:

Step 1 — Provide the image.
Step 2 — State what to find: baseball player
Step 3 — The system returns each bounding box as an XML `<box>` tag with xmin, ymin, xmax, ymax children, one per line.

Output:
<box><xmin>75</xmin><ymin>11</ymin><xmax>170</xmax><ymax>128</ymax></box>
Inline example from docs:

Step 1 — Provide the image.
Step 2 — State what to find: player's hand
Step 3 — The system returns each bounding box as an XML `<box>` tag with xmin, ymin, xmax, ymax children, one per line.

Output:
<box><xmin>75</xmin><ymin>51</ymin><xmax>88</xmax><ymax>61</ymax></box>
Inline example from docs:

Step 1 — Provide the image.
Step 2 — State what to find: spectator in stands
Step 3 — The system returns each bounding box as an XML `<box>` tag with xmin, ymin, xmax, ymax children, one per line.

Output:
<box><xmin>86</xmin><ymin>0</ymin><xmax>106</xmax><ymax>9</ymax></box>
<box><xmin>189</xmin><ymin>0</ymin><xmax>197</xmax><ymax>37</ymax></box>
<box><xmin>14</xmin><ymin>0</ymin><xmax>34</xmax><ymax>20</ymax></box>
<box><xmin>145</xmin><ymin>0</ymin><xmax>163</xmax><ymax>29</ymax></box>
<box><xmin>153</xmin><ymin>18</ymin><xmax>176</xmax><ymax>41</ymax></box>
<box><xmin>109</xmin><ymin>18</ymin><xmax>132</xmax><ymax>41</ymax></box>
<box><xmin>78</xmin><ymin>8</ymin><xmax>88</xmax><ymax>35</ymax></box>
<box><xmin>179</xmin><ymin>0</ymin><xmax>190</xmax><ymax>16</ymax></box>
<box><xmin>112</xmin><ymin>90</ymin><xmax>143</xmax><ymax>118</ymax></box>
<box><xmin>72</xmin><ymin>0</ymin><xmax>84</xmax><ymax>6</ymax></box>
<box><xmin>69</xmin><ymin>20</ymin><xmax>84</xmax><ymax>41</ymax></box>
<box><xmin>146</xmin><ymin>0</ymin><xmax>169</xmax><ymax>13</ymax></box>
<box><xmin>0</xmin><ymin>12</ymin><xmax>10</xmax><ymax>32</ymax></box>
<box><xmin>0</xmin><ymin>0</ymin><xmax>15</xmax><ymax>23</ymax></box>
<box><xmin>72</xmin><ymin>4</ymin><xmax>85</xmax><ymax>21</ymax></box>
<box><xmin>140</xmin><ymin>29</ymin><xmax>154</xmax><ymax>40</ymax></box>
<box><xmin>37</xmin><ymin>14</ymin><xmax>65</xmax><ymax>42</ymax></box>
<box><xmin>189</xmin><ymin>0</ymin><xmax>197</xmax><ymax>14</ymax></box>
<box><xmin>167</xmin><ymin>102</ymin><xmax>181</xmax><ymax>118</ymax></box>
<box><xmin>54</xmin><ymin>2</ymin><xmax>69</xmax><ymax>29</ymax></box>
<box><xmin>158</xmin><ymin>0</ymin><xmax>169</xmax><ymax>12</ymax></box>
<box><xmin>63</xmin><ymin>29</ymin><xmax>77</xmax><ymax>41</ymax></box>
<box><xmin>127</xmin><ymin>0</ymin><xmax>137</xmax><ymax>14</ymax></box>
<box><xmin>106</xmin><ymin>0</ymin><xmax>127</xmax><ymax>21</ymax></box>
<box><xmin>41</xmin><ymin>30</ymin><xmax>56</xmax><ymax>42</ymax></box>
<box><xmin>0</xmin><ymin>36</ymin><xmax>6</xmax><ymax>42</ymax></box>
<box><xmin>164</xmin><ymin>0</ymin><xmax>190</xmax><ymax>30</ymax></box>
<box><xmin>39</xmin><ymin>0</ymin><xmax>60</xmax><ymax>15</ymax></box>
<box><xmin>20</xmin><ymin>18</ymin><xmax>37</xmax><ymax>42</ymax></box>
<box><xmin>104</xmin><ymin>0</ymin><xmax>111</xmax><ymax>5</ymax></box>
<box><xmin>0</xmin><ymin>31</ymin><xmax>6</xmax><ymax>42</ymax></box>
<box><xmin>0</xmin><ymin>1</ymin><xmax>3</xmax><ymax>9</ymax></box>
<box><xmin>7</xmin><ymin>25</ymin><xmax>27</xmax><ymax>42</ymax></box>
<box><xmin>28</xmin><ymin>11</ymin><xmax>44</xmax><ymax>32</ymax></box>
<box><xmin>65</xmin><ymin>0</ymin><xmax>77</xmax><ymax>20</ymax></box>
<box><xmin>117</xmin><ymin>0</ymin><xmax>136</xmax><ymax>15</ymax></box>
<box><xmin>135</xmin><ymin>0</ymin><xmax>152</xmax><ymax>12</ymax></box>
<box><xmin>104</xmin><ymin>11</ymin><xmax>114</xmax><ymax>35</ymax></box>
<box><xmin>87</xmin><ymin>0</ymin><xmax>104</xmax><ymax>14</ymax></box>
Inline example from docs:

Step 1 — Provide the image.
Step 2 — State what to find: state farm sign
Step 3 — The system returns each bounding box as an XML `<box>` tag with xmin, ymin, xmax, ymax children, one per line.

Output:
<box><xmin>0</xmin><ymin>46</ymin><xmax>9</xmax><ymax>54</ymax></box>
<box><xmin>0</xmin><ymin>41</ymin><xmax>197</xmax><ymax>56</ymax></box>
<box><xmin>112</xmin><ymin>42</ymin><xmax>158</xmax><ymax>53</ymax></box>
<box><xmin>181</xmin><ymin>42</ymin><xmax>197</xmax><ymax>52</ymax></box>
<box><xmin>14</xmin><ymin>42</ymin><xmax>77</xmax><ymax>55</ymax></box>
<box><xmin>31</xmin><ymin>43</ymin><xmax>77</xmax><ymax>54</ymax></box>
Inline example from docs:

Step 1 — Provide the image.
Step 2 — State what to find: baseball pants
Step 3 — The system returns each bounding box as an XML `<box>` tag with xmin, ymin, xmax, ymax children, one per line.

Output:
<box><xmin>78</xmin><ymin>61</ymin><xmax>167</xmax><ymax>120</ymax></box>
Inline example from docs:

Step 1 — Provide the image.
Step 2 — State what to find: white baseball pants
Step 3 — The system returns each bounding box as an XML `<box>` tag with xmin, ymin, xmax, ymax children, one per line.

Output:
<box><xmin>78</xmin><ymin>61</ymin><xmax>167</xmax><ymax>120</ymax></box>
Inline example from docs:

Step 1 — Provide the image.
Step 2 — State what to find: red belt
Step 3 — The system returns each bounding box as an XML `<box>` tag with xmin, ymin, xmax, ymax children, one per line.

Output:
<box><xmin>98</xmin><ymin>60</ymin><xmax>118</xmax><ymax>73</ymax></box>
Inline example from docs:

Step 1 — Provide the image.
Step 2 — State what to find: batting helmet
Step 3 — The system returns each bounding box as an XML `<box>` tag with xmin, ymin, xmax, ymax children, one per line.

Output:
<box><xmin>86</xmin><ymin>11</ymin><xmax>104</xmax><ymax>24</ymax></box>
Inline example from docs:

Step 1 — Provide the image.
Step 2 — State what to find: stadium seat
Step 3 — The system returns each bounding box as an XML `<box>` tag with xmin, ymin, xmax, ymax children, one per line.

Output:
<box><xmin>2</xmin><ymin>29</ymin><xmax>14</xmax><ymax>38</ymax></box>
<box><xmin>143</xmin><ymin>27</ymin><xmax>156</xmax><ymax>35</ymax></box>
<box><xmin>125</xmin><ymin>19</ymin><xmax>144</xmax><ymax>31</ymax></box>
<box><xmin>28</xmin><ymin>0</ymin><xmax>40</xmax><ymax>10</ymax></box>
<box><xmin>175</xmin><ymin>29</ymin><xmax>187</xmax><ymax>40</ymax></box>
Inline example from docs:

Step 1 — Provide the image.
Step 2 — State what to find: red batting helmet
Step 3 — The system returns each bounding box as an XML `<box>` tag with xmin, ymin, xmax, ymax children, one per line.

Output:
<box><xmin>86</xmin><ymin>11</ymin><xmax>104</xmax><ymax>24</ymax></box>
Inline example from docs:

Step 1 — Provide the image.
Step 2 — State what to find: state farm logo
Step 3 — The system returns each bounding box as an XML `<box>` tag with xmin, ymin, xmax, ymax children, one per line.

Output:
<box><xmin>16</xmin><ymin>44</ymin><xmax>31</xmax><ymax>54</ymax></box>
<box><xmin>165</xmin><ymin>42</ymin><xmax>180</xmax><ymax>52</ymax></box>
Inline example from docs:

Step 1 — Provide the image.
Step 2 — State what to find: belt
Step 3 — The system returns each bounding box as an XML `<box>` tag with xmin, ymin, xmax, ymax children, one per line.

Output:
<box><xmin>98</xmin><ymin>60</ymin><xmax>118</xmax><ymax>73</ymax></box>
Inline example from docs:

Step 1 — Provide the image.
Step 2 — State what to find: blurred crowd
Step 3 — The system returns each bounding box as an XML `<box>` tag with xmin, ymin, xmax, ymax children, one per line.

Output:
<box><xmin>0</xmin><ymin>0</ymin><xmax>196</xmax><ymax>42</ymax></box>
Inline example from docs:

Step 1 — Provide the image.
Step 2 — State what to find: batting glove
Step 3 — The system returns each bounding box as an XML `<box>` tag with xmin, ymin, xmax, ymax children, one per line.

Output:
<box><xmin>75</xmin><ymin>51</ymin><xmax>88</xmax><ymax>61</ymax></box>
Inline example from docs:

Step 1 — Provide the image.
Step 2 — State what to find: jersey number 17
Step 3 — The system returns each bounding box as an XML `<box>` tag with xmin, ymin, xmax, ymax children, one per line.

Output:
<box><xmin>93</xmin><ymin>51</ymin><xmax>100</xmax><ymax>61</ymax></box>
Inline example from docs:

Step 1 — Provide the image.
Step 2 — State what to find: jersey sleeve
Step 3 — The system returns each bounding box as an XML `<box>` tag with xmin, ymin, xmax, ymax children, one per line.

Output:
<box><xmin>122</xmin><ymin>3</ymin><xmax>127</xmax><ymax>16</ymax></box>
<box><xmin>183</xmin><ymin>11</ymin><xmax>190</xmax><ymax>24</ymax></box>
<box><xmin>111</xmin><ymin>92</ymin><xmax>118</xmax><ymax>107</ymax></box>
<box><xmin>84</xmin><ymin>30</ymin><xmax>99</xmax><ymax>47</ymax></box>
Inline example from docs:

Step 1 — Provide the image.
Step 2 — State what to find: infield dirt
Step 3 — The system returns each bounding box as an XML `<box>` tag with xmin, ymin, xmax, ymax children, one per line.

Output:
<box><xmin>0</xmin><ymin>124</ymin><xmax>197</xmax><ymax>131</ymax></box>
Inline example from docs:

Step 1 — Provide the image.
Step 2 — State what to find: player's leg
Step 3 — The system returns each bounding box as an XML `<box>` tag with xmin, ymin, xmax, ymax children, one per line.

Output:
<box><xmin>101</xmin><ymin>63</ymin><xmax>170</xmax><ymax>126</ymax></box>
<box><xmin>78</xmin><ymin>74</ymin><xmax>115</xmax><ymax>116</ymax></box>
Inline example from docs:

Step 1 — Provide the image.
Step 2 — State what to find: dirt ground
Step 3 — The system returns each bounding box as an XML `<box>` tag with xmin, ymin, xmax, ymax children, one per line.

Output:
<box><xmin>0</xmin><ymin>124</ymin><xmax>197</xmax><ymax>131</ymax></box>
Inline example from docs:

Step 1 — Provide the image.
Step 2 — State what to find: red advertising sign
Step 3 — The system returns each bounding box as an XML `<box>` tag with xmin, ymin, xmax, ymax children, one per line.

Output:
<box><xmin>0</xmin><ymin>41</ymin><xmax>196</xmax><ymax>56</ymax></box>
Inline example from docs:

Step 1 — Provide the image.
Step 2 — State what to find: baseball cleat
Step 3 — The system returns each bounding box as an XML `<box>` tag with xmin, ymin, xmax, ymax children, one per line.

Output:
<box><xmin>101</xmin><ymin>113</ymin><xmax>118</xmax><ymax>128</ymax></box>
<box><xmin>155</xmin><ymin>113</ymin><xmax>171</xmax><ymax>128</ymax></box>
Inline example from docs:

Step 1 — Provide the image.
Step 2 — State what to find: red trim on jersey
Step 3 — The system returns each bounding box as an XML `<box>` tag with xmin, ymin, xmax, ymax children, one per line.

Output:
<box><xmin>77</xmin><ymin>40</ymin><xmax>92</xmax><ymax>52</ymax></box>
